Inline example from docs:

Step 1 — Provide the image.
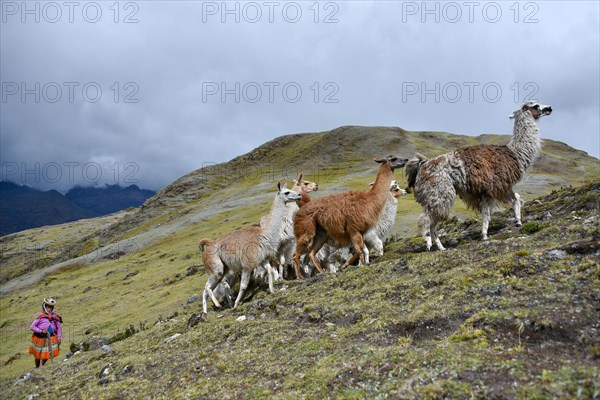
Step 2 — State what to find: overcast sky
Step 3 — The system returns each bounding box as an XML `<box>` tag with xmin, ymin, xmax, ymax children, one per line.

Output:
<box><xmin>1</xmin><ymin>0</ymin><xmax>598</xmax><ymax>192</ymax></box>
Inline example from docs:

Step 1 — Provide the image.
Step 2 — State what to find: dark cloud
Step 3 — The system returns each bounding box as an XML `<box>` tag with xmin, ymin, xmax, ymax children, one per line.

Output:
<box><xmin>1</xmin><ymin>1</ymin><xmax>598</xmax><ymax>192</ymax></box>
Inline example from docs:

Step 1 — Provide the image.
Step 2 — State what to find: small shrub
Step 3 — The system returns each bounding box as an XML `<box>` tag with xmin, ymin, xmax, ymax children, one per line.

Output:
<box><xmin>591</xmin><ymin>344</ymin><xmax>600</xmax><ymax>360</ymax></box>
<box><xmin>520</xmin><ymin>221</ymin><xmax>543</xmax><ymax>234</ymax></box>
<box><xmin>515</xmin><ymin>250</ymin><xmax>530</xmax><ymax>257</ymax></box>
<box><xmin>108</xmin><ymin>324</ymin><xmax>138</xmax><ymax>344</ymax></box>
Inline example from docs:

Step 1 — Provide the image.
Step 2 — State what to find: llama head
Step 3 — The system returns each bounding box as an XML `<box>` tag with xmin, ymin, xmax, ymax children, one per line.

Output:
<box><xmin>374</xmin><ymin>155</ymin><xmax>409</xmax><ymax>171</ymax></box>
<box><xmin>391</xmin><ymin>187</ymin><xmax>407</xmax><ymax>198</ymax></box>
<box><xmin>369</xmin><ymin>180</ymin><xmax>400</xmax><ymax>190</ymax></box>
<box><xmin>277</xmin><ymin>181</ymin><xmax>302</xmax><ymax>203</ymax></box>
<box><xmin>293</xmin><ymin>171</ymin><xmax>319</xmax><ymax>193</ymax></box>
<box><xmin>198</xmin><ymin>238</ymin><xmax>211</xmax><ymax>252</ymax></box>
<box><xmin>510</xmin><ymin>101</ymin><xmax>552</xmax><ymax>120</ymax></box>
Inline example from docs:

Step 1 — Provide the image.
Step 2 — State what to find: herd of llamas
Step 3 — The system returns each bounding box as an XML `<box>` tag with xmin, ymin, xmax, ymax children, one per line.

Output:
<box><xmin>198</xmin><ymin>101</ymin><xmax>553</xmax><ymax>313</ymax></box>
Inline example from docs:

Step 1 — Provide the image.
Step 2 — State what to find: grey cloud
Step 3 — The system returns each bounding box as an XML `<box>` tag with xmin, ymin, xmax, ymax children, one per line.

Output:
<box><xmin>1</xmin><ymin>1</ymin><xmax>598</xmax><ymax>192</ymax></box>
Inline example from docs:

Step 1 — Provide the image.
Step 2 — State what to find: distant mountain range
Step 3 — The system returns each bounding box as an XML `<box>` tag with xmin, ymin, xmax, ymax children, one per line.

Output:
<box><xmin>0</xmin><ymin>182</ymin><xmax>155</xmax><ymax>236</ymax></box>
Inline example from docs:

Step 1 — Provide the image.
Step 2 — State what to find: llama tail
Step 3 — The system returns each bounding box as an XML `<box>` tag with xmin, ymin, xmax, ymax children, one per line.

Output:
<box><xmin>405</xmin><ymin>153</ymin><xmax>428</xmax><ymax>190</ymax></box>
<box><xmin>198</xmin><ymin>238</ymin><xmax>214</xmax><ymax>252</ymax></box>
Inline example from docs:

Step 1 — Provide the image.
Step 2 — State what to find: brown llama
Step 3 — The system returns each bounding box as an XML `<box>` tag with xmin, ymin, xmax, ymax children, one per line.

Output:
<box><xmin>277</xmin><ymin>171</ymin><xmax>318</xmax><ymax>278</ymax></box>
<box><xmin>405</xmin><ymin>101</ymin><xmax>552</xmax><ymax>250</ymax></box>
<box><xmin>292</xmin><ymin>155</ymin><xmax>408</xmax><ymax>278</ymax></box>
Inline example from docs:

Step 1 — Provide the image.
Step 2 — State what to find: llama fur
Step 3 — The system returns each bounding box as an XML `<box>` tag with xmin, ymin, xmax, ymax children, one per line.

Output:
<box><xmin>406</xmin><ymin>101</ymin><xmax>552</xmax><ymax>250</ymax></box>
<box><xmin>293</xmin><ymin>155</ymin><xmax>408</xmax><ymax>277</ymax></box>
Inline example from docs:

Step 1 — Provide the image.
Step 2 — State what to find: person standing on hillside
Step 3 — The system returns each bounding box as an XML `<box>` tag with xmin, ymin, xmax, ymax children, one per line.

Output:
<box><xmin>28</xmin><ymin>298</ymin><xmax>62</xmax><ymax>368</ymax></box>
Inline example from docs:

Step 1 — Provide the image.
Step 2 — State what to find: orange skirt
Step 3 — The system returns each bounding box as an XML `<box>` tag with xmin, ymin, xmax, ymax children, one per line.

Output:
<box><xmin>29</xmin><ymin>334</ymin><xmax>60</xmax><ymax>360</ymax></box>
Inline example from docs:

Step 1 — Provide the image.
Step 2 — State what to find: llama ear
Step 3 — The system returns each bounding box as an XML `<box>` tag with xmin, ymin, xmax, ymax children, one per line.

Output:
<box><xmin>277</xmin><ymin>181</ymin><xmax>281</xmax><ymax>191</ymax></box>
<box><xmin>297</xmin><ymin>171</ymin><xmax>304</xmax><ymax>182</ymax></box>
<box><xmin>374</xmin><ymin>158</ymin><xmax>385</xmax><ymax>163</ymax></box>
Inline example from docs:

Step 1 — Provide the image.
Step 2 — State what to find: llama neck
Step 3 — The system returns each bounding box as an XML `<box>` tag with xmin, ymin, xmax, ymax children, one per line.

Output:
<box><xmin>369</xmin><ymin>163</ymin><xmax>394</xmax><ymax>210</ymax></box>
<box><xmin>298</xmin><ymin>191</ymin><xmax>311</xmax><ymax>207</ymax></box>
<box><xmin>372</xmin><ymin>163</ymin><xmax>393</xmax><ymax>196</ymax></box>
<box><xmin>291</xmin><ymin>184</ymin><xmax>311</xmax><ymax>207</ymax></box>
<box><xmin>508</xmin><ymin>112</ymin><xmax>542</xmax><ymax>172</ymax></box>
<box><xmin>262</xmin><ymin>193</ymin><xmax>287</xmax><ymax>242</ymax></box>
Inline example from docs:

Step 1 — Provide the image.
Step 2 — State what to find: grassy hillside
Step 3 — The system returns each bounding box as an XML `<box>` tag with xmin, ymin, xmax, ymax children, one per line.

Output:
<box><xmin>1</xmin><ymin>179</ymin><xmax>598</xmax><ymax>399</ymax></box>
<box><xmin>0</xmin><ymin>126</ymin><xmax>598</xmax><ymax>398</ymax></box>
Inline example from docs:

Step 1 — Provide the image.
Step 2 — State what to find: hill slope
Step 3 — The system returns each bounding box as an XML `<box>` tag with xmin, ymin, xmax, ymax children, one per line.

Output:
<box><xmin>1</xmin><ymin>178</ymin><xmax>598</xmax><ymax>399</ymax></box>
<box><xmin>0</xmin><ymin>126</ymin><xmax>598</xmax><ymax>397</ymax></box>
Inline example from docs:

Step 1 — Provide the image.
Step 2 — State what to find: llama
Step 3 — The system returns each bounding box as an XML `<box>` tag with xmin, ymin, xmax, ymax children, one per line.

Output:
<box><xmin>293</xmin><ymin>171</ymin><xmax>318</xmax><ymax>208</ymax></box>
<box><xmin>221</xmin><ymin>172</ymin><xmax>317</xmax><ymax>291</ymax></box>
<box><xmin>198</xmin><ymin>183</ymin><xmax>302</xmax><ymax>313</ymax></box>
<box><xmin>271</xmin><ymin>171</ymin><xmax>318</xmax><ymax>279</ymax></box>
<box><xmin>293</xmin><ymin>155</ymin><xmax>408</xmax><ymax>278</ymax></box>
<box><xmin>363</xmin><ymin>183</ymin><xmax>407</xmax><ymax>263</ymax></box>
<box><xmin>303</xmin><ymin>181</ymin><xmax>406</xmax><ymax>276</ymax></box>
<box><xmin>405</xmin><ymin>101</ymin><xmax>552</xmax><ymax>250</ymax></box>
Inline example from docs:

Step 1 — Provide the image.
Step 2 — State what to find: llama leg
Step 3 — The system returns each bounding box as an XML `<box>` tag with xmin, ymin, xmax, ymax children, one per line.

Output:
<box><xmin>430</xmin><ymin>220</ymin><xmax>445</xmax><ymax>251</ymax></box>
<box><xmin>418</xmin><ymin>212</ymin><xmax>433</xmax><ymax>250</ymax></box>
<box><xmin>202</xmin><ymin>273</ymin><xmax>223</xmax><ymax>314</ymax></box>
<box><xmin>356</xmin><ymin>234</ymin><xmax>366</xmax><ymax>265</ymax></box>
<box><xmin>282</xmin><ymin>242</ymin><xmax>295</xmax><ymax>280</ymax></box>
<box><xmin>293</xmin><ymin>247</ymin><xmax>306</xmax><ymax>280</ymax></box>
<box><xmin>278</xmin><ymin>254</ymin><xmax>285</xmax><ymax>281</ymax></box>
<box><xmin>308</xmin><ymin>230</ymin><xmax>329</xmax><ymax>274</ymax></box>
<box><xmin>512</xmin><ymin>192</ymin><xmax>522</xmax><ymax>227</ymax></box>
<box><xmin>344</xmin><ymin>232</ymin><xmax>366</xmax><ymax>267</ymax></box>
<box><xmin>221</xmin><ymin>281</ymin><xmax>233</xmax><ymax>308</ymax></box>
<box><xmin>363</xmin><ymin>244</ymin><xmax>370</xmax><ymax>264</ymax></box>
<box><xmin>221</xmin><ymin>270</ymin><xmax>236</xmax><ymax>308</ymax></box>
<box><xmin>265</xmin><ymin>262</ymin><xmax>275</xmax><ymax>294</ymax></box>
<box><xmin>287</xmin><ymin>243</ymin><xmax>296</xmax><ymax>278</ymax></box>
<box><xmin>233</xmin><ymin>270</ymin><xmax>251</xmax><ymax>309</ymax></box>
<box><xmin>424</xmin><ymin>232</ymin><xmax>432</xmax><ymax>251</ymax></box>
<box><xmin>373</xmin><ymin>238</ymin><xmax>384</xmax><ymax>257</ymax></box>
<box><xmin>481</xmin><ymin>204</ymin><xmax>492</xmax><ymax>240</ymax></box>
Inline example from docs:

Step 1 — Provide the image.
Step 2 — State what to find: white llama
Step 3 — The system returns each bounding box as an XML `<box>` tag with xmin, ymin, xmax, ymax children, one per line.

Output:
<box><xmin>198</xmin><ymin>183</ymin><xmax>301</xmax><ymax>313</ymax></box>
